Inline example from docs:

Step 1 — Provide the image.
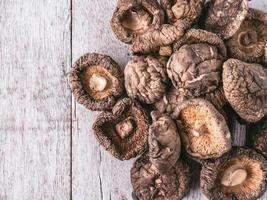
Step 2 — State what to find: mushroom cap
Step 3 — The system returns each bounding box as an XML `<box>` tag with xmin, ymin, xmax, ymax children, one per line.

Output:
<box><xmin>131</xmin><ymin>154</ymin><xmax>191</xmax><ymax>200</ymax></box>
<box><xmin>167</xmin><ymin>42</ymin><xmax>224</xmax><ymax>97</ymax></box>
<box><xmin>124</xmin><ymin>56</ymin><xmax>169</xmax><ymax>104</ymax></box>
<box><xmin>202</xmin><ymin>0</ymin><xmax>248</xmax><ymax>40</ymax></box>
<box><xmin>154</xmin><ymin>87</ymin><xmax>227</xmax><ymax>116</ymax></box>
<box><xmin>111</xmin><ymin>0</ymin><xmax>165</xmax><ymax>44</ymax></box>
<box><xmin>92</xmin><ymin>98</ymin><xmax>150</xmax><ymax>160</ymax></box>
<box><xmin>160</xmin><ymin>0</ymin><xmax>205</xmax><ymax>24</ymax></box>
<box><xmin>131</xmin><ymin>20</ymin><xmax>190</xmax><ymax>54</ymax></box>
<box><xmin>200</xmin><ymin>147</ymin><xmax>267</xmax><ymax>200</ymax></box>
<box><xmin>226</xmin><ymin>8</ymin><xmax>267</xmax><ymax>64</ymax></box>
<box><xmin>253</xmin><ymin>118</ymin><xmax>267</xmax><ymax>158</ymax></box>
<box><xmin>172</xmin><ymin>99</ymin><xmax>232</xmax><ymax>159</ymax></box>
<box><xmin>69</xmin><ymin>53</ymin><xmax>124</xmax><ymax>111</ymax></box>
<box><xmin>148</xmin><ymin>111</ymin><xmax>181</xmax><ymax>174</ymax></box>
<box><xmin>173</xmin><ymin>28</ymin><xmax>227</xmax><ymax>58</ymax></box>
<box><xmin>223</xmin><ymin>59</ymin><xmax>267</xmax><ymax>123</ymax></box>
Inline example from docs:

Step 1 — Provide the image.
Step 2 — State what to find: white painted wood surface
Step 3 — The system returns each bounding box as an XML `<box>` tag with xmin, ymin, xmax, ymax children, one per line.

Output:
<box><xmin>0</xmin><ymin>0</ymin><xmax>71</xmax><ymax>199</ymax></box>
<box><xmin>0</xmin><ymin>0</ymin><xmax>267</xmax><ymax>200</ymax></box>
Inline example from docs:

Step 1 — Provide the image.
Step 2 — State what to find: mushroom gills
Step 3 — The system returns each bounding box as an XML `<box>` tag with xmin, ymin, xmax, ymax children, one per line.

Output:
<box><xmin>122</xmin><ymin>9</ymin><xmax>152</xmax><ymax>34</ymax></box>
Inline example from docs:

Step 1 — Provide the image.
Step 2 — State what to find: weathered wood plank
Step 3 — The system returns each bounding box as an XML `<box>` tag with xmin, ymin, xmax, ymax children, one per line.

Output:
<box><xmin>0</xmin><ymin>0</ymin><xmax>71</xmax><ymax>199</ymax></box>
<box><xmin>71</xmin><ymin>0</ymin><xmax>267</xmax><ymax>200</ymax></box>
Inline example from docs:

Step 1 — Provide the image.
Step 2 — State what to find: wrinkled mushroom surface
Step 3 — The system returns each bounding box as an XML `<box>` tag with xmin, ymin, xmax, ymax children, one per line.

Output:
<box><xmin>173</xmin><ymin>28</ymin><xmax>227</xmax><ymax>57</ymax></box>
<box><xmin>148</xmin><ymin>111</ymin><xmax>181</xmax><ymax>173</ymax></box>
<box><xmin>253</xmin><ymin>118</ymin><xmax>267</xmax><ymax>157</ymax></box>
<box><xmin>124</xmin><ymin>56</ymin><xmax>169</xmax><ymax>104</ymax></box>
<box><xmin>111</xmin><ymin>0</ymin><xmax>164</xmax><ymax>44</ymax></box>
<box><xmin>223</xmin><ymin>59</ymin><xmax>267</xmax><ymax>123</ymax></box>
<box><xmin>226</xmin><ymin>8</ymin><xmax>267</xmax><ymax>64</ymax></box>
<box><xmin>167</xmin><ymin>42</ymin><xmax>224</xmax><ymax>97</ymax></box>
<box><xmin>131</xmin><ymin>154</ymin><xmax>191</xmax><ymax>200</ymax></box>
<box><xmin>160</xmin><ymin>0</ymin><xmax>205</xmax><ymax>24</ymax></box>
<box><xmin>202</xmin><ymin>0</ymin><xmax>248</xmax><ymax>40</ymax></box>
<box><xmin>172</xmin><ymin>99</ymin><xmax>231</xmax><ymax>159</ymax></box>
<box><xmin>154</xmin><ymin>87</ymin><xmax>227</xmax><ymax>116</ymax></box>
<box><xmin>92</xmin><ymin>98</ymin><xmax>150</xmax><ymax>160</ymax></box>
<box><xmin>69</xmin><ymin>53</ymin><xmax>124</xmax><ymax>111</ymax></box>
<box><xmin>131</xmin><ymin>20</ymin><xmax>190</xmax><ymax>54</ymax></box>
<box><xmin>201</xmin><ymin>147</ymin><xmax>267</xmax><ymax>200</ymax></box>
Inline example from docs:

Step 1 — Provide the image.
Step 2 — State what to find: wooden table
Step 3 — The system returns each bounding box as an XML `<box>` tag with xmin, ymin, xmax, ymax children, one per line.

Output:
<box><xmin>1</xmin><ymin>0</ymin><xmax>267</xmax><ymax>199</ymax></box>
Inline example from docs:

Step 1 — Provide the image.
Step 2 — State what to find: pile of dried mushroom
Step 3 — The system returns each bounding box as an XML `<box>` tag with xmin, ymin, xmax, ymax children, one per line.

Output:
<box><xmin>69</xmin><ymin>0</ymin><xmax>267</xmax><ymax>199</ymax></box>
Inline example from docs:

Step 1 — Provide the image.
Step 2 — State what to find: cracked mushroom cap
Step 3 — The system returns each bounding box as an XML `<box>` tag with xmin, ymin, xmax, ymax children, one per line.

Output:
<box><xmin>131</xmin><ymin>20</ymin><xmax>190</xmax><ymax>54</ymax></box>
<box><xmin>200</xmin><ymin>147</ymin><xmax>267</xmax><ymax>200</ymax></box>
<box><xmin>110</xmin><ymin>0</ymin><xmax>164</xmax><ymax>44</ymax></box>
<box><xmin>154</xmin><ymin>87</ymin><xmax>227</xmax><ymax>116</ymax></box>
<box><xmin>69</xmin><ymin>53</ymin><xmax>124</xmax><ymax>111</ymax></box>
<box><xmin>253</xmin><ymin>118</ymin><xmax>267</xmax><ymax>158</ymax></box>
<box><xmin>223</xmin><ymin>59</ymin><xmax>267</xmax><ymax>123</ymax></box>
<box><xmin>92</xmin><ymin>98</ymin><xmax>150</xmax><ymax>160</ymax></box>
<box><xmin>202</xmin><ymin>0</ymin><xmax>248</xmax><ymax>40</ymax></box>
<box><xmin>148</xmin><ymin>111</ymin><xmax>181</xmax><ymax>174</ymax></box>
<box><xmin>124</xmin><ymin>56</ymin><xmax>169</xmax><ymax>104</ymax></box>
<box><xmin>172</xmin><ymin>99</ymin><xmax>232</xmax><ymax>159</ymax></box>
<box><xmin>160</xmin><ymin>0</ymin><xmax>205</xmax><ymax>24</ymax></box>
<box><xmin>131</xmin><ymin>154</ymin><xmax>191</xmax><ymax>200</ymax></box>
<box><xmin>226</xmin><ymin>8</ymin><xmax>267</xmax><ymax>64</ymax></box>
<box><xmin>168</xmin><ymin>29</ymin><xmax>226</xmax><ymax>97</ymax></box>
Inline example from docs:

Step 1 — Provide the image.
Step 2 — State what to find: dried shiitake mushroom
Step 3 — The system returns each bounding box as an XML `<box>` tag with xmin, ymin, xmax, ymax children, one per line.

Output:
<box><xmin>92</xmin><ymin>98</ymin><xmax>150</xmax><ymax>160</ymax></box>
<box><xmin>223</xmin><ymin>59</ymin><xmax>267</xmax><ymax>123</ymax></box>
<box><xmin>253</xmin><ymin>118</ymin><xmax>267</xmax><ymax>157</ymax></box>
<box><xmin>131</xmin><ymin>20</ymin><xmax>190</xmax><ymax>54</ymax></box>
<box><xmin>172</xmin><ymin>99</ymin><xmax>231</xmax><ymax>159</ymax></box>
<box><xmin>69</xmin><ymin>53</ymin><xmax>124</xmax><ymax>111</ymax></box>
<box><xmin>173</xmin><ymin>28</ymin><xmax>227</xmax><ymax>57</ymax></box>
<box><xmin>201</xmin><ymin>147</ymin><xmax>267</xmax><ymax>200</ymax></box>
<box><xmin>155</xmin><ymin>87</ymin><xmax>227</xmax><ymax>117</ymax></box>
<box><xmin>148</xmin><ymin>111</ymin><xmax>181</xmax><ymax>173</ymax></box>
<box><xmin>226</xmin><ymin>8</ymin><xmax>267</xmax><ymax>64</ymax></box>
<box><xmin>160</xmin><ymin>0</ymin><xmax>205</xmax><ymax>24</ymax></box>
<box><xmin>124</xmin><ymin>56</ymin><xmax>169</xmax><ymax>104</ymax></box>
<box><xmin>202</xmin><ymin>0</ymin><xmax>248</xmax><ymax>40</ymax></box>
<box><xmin>131</xmin><ymin>154</ymin><xmax>191</xmax><ymax>200</ymax></box>
<box><xmin>111</xmin><ymin>0</ymin><xmax>164</xmax><ymax>44</ymax></box>
<box><xmin>169</xmin><ymin>29</ymin><xmax>226</xmax><ymax>97</ymax></box>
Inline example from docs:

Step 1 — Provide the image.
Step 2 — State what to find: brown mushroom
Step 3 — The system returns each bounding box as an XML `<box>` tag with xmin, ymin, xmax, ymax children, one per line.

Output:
<box><xmin>169</xmin><ymin>29</ymin><xmax>226</xmax><ymax>97</ymax></box>
<box><xmin>131</xmin><ymin>154</ymin><xmax>191</xmax><ymax>200</ymax></box>
<box><xmin>154</xmin><ymin>87</ymin><xmax>227</xmax><ymax>116</ymax></box>
<box><xmin>172</xmin><ymin>99</ymin><xmax>232</xmax><ymax>159</ymax></box>
<box><xmin>253</xmin><ymin>118</ymin><xmax>267</xmax><ymax>157</ymax></box>
<box><xmin>110</xmin><ymin>0</ymin><xmax>165</xmax><ymax>44</ymax></box>
<box><xmin>223</xmin><ymin>59</ymin><xmax>267</xmax><ymax>123</ymax></box>
<box><xmin>92</xmin><ymin>98</ymin><xmax>150</xmax><ymax>160</ymax></box>
<box><xmin>69</xmin><ymin>53</ymin><xmax>124</xmax><ymax>111</ymax></box>
<box><xmin>202</xmin><ymin>0</ymin><xmax>248</xmax><ymax>40</ymax></box>
<box><xmin>148</xmin><ymin>111</ymin><xmax>181</xmax><ymax>174</ymax></box>
<box><xmin>160</xmin><ymin>0</ymin><xmax>205</xmax><ymax>24</ymax></box>
<box><xmin>131</xmin><ymin>20</ymin><xmax>190</xmax><ymax>54</ymax></box>
<box><xmin>200</xmin><ymin>147</ymin><xmax>267</xmax><ymax>200</ymax></box>
<box><xmin>226</xmin><ymin>8</ymin><xmax>267</xmax><ymax>64</ymax></box>
<box><xmin>124</xmin><ymin>56</ymin><xmax>169</xmax><ymax>104</ymax></box>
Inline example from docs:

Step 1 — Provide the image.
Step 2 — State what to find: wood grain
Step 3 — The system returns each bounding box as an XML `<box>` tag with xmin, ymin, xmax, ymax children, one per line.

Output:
<box><xmin>0</xmin><ymin>0</ymin><xmax>71</xmax><ymax>199</ymax></box>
